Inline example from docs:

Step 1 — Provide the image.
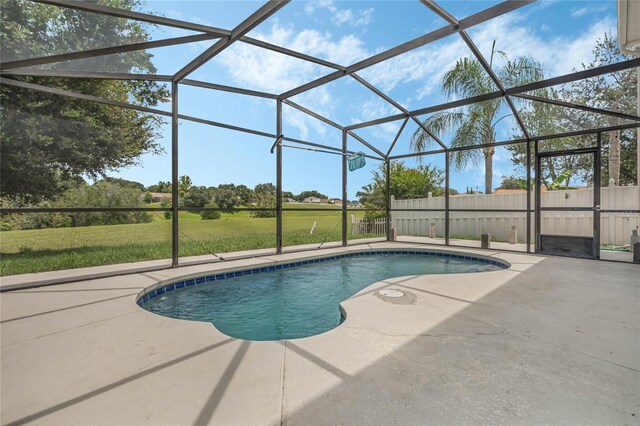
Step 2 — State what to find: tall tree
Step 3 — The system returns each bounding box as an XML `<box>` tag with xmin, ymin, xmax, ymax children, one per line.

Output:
<box><xmin>147</xmin><ymin>181</ymin><xmax>172</xmax><ymax>193</ymax></box>
<box><xmin>411</xmin><ymin>45</ymin><xmax>544</xmax><ymax>194</ymax></box>
<box><xmin>564</xmin><ymin>32</ymin><xmax>637</xmax><ymax>186</ymax></box>
<box><xmin>506</xmin><ymin>92</ymin><xmax>590</xmax><ymax>188</ymax></box>
<box><xmin>0</xmin><ymin>0</ymin><xmax>169</xmax><ymax>203</ymax></box>
<box><xmin>252</xmin><ymin>183</ymin><xmax>276</xmax><ymax>218</ymax></box>
<box><xmin>507</xmin><ymin>32</ymin><xmax>638</xmax><ymax>187</ymax></box>
<box><xmin>357</xmin><ymin>161</ymin><xmax>443</xmax><ymax>208</ymax></box>
<box><xmin>178</xmin><ymin>175</ymin><xmax>192</xmax><ymax>197</ymax></box>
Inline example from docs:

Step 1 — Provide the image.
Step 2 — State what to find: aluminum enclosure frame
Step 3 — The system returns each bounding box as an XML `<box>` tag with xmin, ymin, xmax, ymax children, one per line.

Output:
<box><xmin>1</xmin><ymin>0</ymin><xmax>639</xmax><ymax>271</ymax></box>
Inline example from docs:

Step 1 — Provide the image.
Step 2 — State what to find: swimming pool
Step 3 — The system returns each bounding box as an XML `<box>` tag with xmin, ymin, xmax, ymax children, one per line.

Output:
<box><xmin>138</xmin><ymin>250</ymin><xmax>507</xmax><ymax>341</ymax></box>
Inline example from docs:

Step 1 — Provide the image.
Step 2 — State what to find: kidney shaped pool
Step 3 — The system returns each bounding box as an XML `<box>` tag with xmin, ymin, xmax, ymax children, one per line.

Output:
<box><xmin>138</xmin><ymin>250</ymin><xmax>508</xmax><ymax>341</ymax></box>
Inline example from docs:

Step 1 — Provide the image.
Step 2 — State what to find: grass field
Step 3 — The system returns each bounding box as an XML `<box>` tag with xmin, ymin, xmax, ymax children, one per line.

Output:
<box><xmin>0</xmin><ymin>205</ymin><xmax>383</xmax><ymax>276</ymax></box>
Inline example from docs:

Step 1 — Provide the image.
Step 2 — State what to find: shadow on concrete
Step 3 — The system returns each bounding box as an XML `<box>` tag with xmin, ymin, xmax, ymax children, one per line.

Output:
<box><xmin>5</xmin><ymin>338</ymin><xmax>235</xmax><ymax>426</ymax></box>
<box><xmin>351</xmin><ymin>274</ymin><xmax>478</xmax><ymax>305</ymax></box>
<box><xmin>0</xmin><ymin>292</ymin><xmax>139</xmax><ymax>324</ymax></box>
<box><xmin>282</xmin><ymin>256</ymin><xmax>640</xmax><ymax>425</ymax></box>
<box><xmin>394</xmin><ymin>283</ymin><xmax>476</xmax><ymax>304</ymax></box>
<box><xmin>194</xmin><ymin>340</ymin><xmax>251</xmax><ymax>425</ymax></box>
<box><xmin>283</xmin><ymin>341</ymin><xmax>351</xmax><ymax>380</ymax></box>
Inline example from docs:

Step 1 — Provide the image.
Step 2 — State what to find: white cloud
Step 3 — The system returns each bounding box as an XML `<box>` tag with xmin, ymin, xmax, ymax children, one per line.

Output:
<box><xmin>469</xmin><ymin>14</ymin><xmax>616</xmax><ymax>75</ymax></box>
<box><xmin>571</xmin><ymin>4</ymin><xmax>608</xmax><ymax>18</ymax></box>
<box><xmin>211</xmin><ymin>9</ymin><xmax>615</xmax><ymax>140</ymax></box>
<box><xmin>571</xmin><ymin>7</ymin><xmax>589</xmax><ymax>18</ymax></box>
<box><xmin>333</xmin><ymin>8</ymin><xmax>374</xmax><ymax>27</ymax></box>
<box><xmin>351</xmin><ymin>97</ymin><xmax>397</xmax><ymax>124</ymax></box>
<box><xmin>300</xmin><ymin>31</ymin><xmax>370</xmax><ymax>65</ymax></box>
<box><xmin>347</xmin><ymin>97</ymin><xmax>403</xmax><ymax>143</ymax></box>
<box><xmin>359</xmin><ymin>12</ymin><xmax>616</xmax><ymax>108</ymax></box>
<box><xmin>359</xmin><ymin>36</ymin><xmax>469</xmax><ymax>101</ymax></box>
<box><xmin>216</xmin><ymin>23</ymin><xmax>369</xmax><ymax>90</ymax></box>
<box><xmin>287</xmin><ymin>87</ymin><xmax>336</xmax><ymax>140</ymax></box>
<box><xmin>214</xmin><ymin>23</ymin><xmax>370</xmax><ymax>137</ymax></box>
<box><xmin>305</xmin><ymin>0</ymin><xmax>374</xmax><ymax>28</ymax></box>
<box><xmin>216</xmin><ymin>45</ymin><xmax>321</xmax><ymax>94</ymax></box>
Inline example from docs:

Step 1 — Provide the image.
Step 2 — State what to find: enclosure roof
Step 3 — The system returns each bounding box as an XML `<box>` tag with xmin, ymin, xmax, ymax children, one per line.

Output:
<box><xmin>1</xmin><ymin>0</ymin><xmax>639</xmax><ymax>158</ymax></box>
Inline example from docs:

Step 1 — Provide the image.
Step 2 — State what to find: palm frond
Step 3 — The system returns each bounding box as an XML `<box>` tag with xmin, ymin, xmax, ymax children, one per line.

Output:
<box><xmin>442</xmin><ymin>58</ymin><xmax>493</xmax><ymax>99</ymax></box>
<box><xmin>410</xmin><ymin>111</ymin><xmax>467</xmax><ymax>152</ymax></box>
<box><xmin>498</xmin><ymin>57</ymin><xmax>545</xmax><ymax>88</ymax></box>
<box><xmin>452</xmin><ymin>111</ymin><xmax>485</xmax><ymax>167</ymax></box>
<box><xmin>412</xmin><ymin>51</ymin><xmax>543</xmax><ymax>163</ymax></box>
<box><xmin>451</xmin><ymin>147</ymin><xmax>482</xmax><ymax>171</ymax></box>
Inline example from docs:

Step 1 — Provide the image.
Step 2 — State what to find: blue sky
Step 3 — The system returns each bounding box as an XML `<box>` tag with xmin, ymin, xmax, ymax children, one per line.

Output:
<box><xmin>92</xmin><ymin>0</ymin><xmax>623</xmax><ymax>198</ymax></box>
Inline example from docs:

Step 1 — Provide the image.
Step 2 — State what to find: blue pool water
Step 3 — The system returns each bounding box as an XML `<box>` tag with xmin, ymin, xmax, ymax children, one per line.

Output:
<box><xmin>141</xmin><ymin>252</ymin><xmax>505</xmax><ymax>341</ymax></box>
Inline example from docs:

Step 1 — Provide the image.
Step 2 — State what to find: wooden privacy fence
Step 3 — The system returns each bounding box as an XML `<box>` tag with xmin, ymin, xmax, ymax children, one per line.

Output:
<box><xmin>391</xmin><ymin>186</ymin><xmax>640</xmax><ymax>246</ymax></box>
<box><xmin>351</xmin><ymin>215</ymin><xmax>387</xmax><ymax>235</ymax></box>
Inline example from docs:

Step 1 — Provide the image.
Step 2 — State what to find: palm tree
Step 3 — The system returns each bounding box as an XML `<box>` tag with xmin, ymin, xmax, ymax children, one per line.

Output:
<box><xmin>411</xmin><ymin>44</ymin><xmax>544</xmax><ymax>194</ymax></box>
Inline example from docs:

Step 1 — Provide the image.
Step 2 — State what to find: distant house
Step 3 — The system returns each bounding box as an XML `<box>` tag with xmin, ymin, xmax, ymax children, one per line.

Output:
<box><xmin>285</xmin><ymin>198</ymin><xmax>298</xmax><ymax>203</ymax></box>
<box><xmin>319</xmin><ymin>198</ymin><xmax>329</xmax><ymax>203</ymax></box>
<box><xmin>329</xmin><ymin>198</ymin><xmax>342</xmax><ymax>205</ymax></box>
<box><xmin>303</xmin><ymin>196</ymin><xmax>321</xmax><ymax>203</ymax></box>
<box><xmin>151</xmin><ymin>192</ymin><xmax>172</xmax><ymax>202</ymax></box>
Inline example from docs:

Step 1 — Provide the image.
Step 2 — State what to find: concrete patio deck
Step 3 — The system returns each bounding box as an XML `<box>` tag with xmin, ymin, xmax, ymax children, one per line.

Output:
<box><xmin>1</xmin><ymin>242</ymin><xmax>638</xmax><ymax>425</ymax></box>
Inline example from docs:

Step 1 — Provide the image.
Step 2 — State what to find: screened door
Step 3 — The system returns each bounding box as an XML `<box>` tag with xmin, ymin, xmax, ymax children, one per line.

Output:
<box><xmin>535</xmin><ymin>148</ymin><xmax>600</xmax><ymax>259</ymax></box>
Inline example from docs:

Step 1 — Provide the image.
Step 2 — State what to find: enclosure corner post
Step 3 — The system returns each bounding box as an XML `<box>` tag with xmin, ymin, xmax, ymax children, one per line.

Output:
<box><xmin>526</xmin><ymin>138</ymin><xmax>532</xmax><ymax>253</ymax></box>
<box><xmin>534</xmin><ymin>139</ymin><xmax>541</xmax><ymax>254</ymax></box>
<box><xmin>276</xmin><ymin>100</ymin><xmax>283</xmax><ymax>254</ymax></box>
<box><xmin>385</xmin><ymin>160</ymin><xmax>391</xmax><ymax>241</ymax></box>
<box><xmin>342</xmin><ymin>129</ymin><xmax>348</xmax><ymax>246</ymax></box>
<box><xmin>594</xmin><ymin>132</ymin><xmax>602</xmax><ymax>260</ymax></box>
<box><xmin>171</xmin><ymin>81</ymin><xmax>179</xmax><ymax>268</ymax></box>
<box><xmin>445</xmin><ymin>150</ymin><xmax>450</xmax><ymax>246</ymax></box>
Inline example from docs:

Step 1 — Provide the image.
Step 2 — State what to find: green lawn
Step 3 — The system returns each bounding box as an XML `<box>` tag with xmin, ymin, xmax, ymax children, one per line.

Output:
<box><xmin>0</xmin><ymin>206</ymin><xmax>383</xmax><ymax>276</ymax></box>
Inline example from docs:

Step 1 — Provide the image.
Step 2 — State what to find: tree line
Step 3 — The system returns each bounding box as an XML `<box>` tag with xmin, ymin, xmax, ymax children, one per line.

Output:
<box><xmin>0</xmin><ymin>174</ymin><xmax>342</xmax><ymax>229</ymax></box>
<box><xmin>147</xmin><ymin>178</ymin><xmax>332</xmax><ymax>206</ymax></box>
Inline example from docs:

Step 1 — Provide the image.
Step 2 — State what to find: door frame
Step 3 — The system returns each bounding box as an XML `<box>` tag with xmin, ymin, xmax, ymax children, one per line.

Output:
<box><xmin>534</xmin><ymin>137</ymin><xmax>601</xmax><ymax>259</ymax></box>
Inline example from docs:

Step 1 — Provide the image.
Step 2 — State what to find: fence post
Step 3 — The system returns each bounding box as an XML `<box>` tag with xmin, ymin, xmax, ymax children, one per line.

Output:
<box><xmin>342</xmin><ymin>130</ymin><xmax>348</xmax><ymax>246</ymax></box>
<box><xmin>276</xmin><ymin>100</ymin><xmax>283</xmax><ymax>254</ymax></box>
<box><xmin>171</xmin><ymin>81</ymin><xmax>179</xmax><ymax>268</ymax></box>
<box><xmin>526</xmin><ymin>138</ymin><xmax>532</xmax><ymax>253</ymax></box>
<box><xmin>594</xmin><ymin>132</ymin><xmax>601</xmax><ymax>259</ymax></box>
<box><xmin>386</xmin><ymin>160</ymin><xmax>391</xmax><ymax>241</ymax></box>
<box><xmin>445</xmin><ymin>150</ymin><xmax>450</xmax><ymax>245</ymax></box>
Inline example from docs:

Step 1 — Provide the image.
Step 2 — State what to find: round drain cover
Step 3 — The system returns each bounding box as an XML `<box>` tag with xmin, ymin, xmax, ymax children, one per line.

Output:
<box><xmin>378</xmin><ymin>289</ymin><xmax>405</xmax><ymax>298</ymax></box>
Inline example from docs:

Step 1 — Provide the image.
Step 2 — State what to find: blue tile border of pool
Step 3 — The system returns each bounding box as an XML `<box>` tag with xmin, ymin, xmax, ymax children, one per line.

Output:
<box><xmin>137</xmin><ymin>250</ymin><xmax>509</xmax><ymax>306</ymax></box>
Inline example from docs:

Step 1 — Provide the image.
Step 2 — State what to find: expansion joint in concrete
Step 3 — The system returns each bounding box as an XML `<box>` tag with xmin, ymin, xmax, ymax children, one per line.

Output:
<box><xmin>280</xmin><ymin>339</ymin><xmax>287</xmax><ymax>426</ymax></box>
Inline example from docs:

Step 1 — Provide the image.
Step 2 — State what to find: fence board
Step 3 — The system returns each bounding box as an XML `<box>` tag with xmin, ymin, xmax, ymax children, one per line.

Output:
<box><xmin>391</xmin><ymin>187</ymin><xmax>639</xmax><ymax>245</ymax></box>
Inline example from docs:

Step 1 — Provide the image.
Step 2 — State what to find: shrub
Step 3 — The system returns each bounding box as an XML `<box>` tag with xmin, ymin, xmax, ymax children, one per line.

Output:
<box><xmin>0</xmin><ymin>181</ymin><xmax>153</xmax><ymax>230</ymax></box>
<box><xmin>251</xmin><ymin>197</ymin><xmax>276</xmax><ymax>218</ymax></box>
<box><xmin>160</xmin><ymin>198</ymin><xmax>172</xmax><ymax>219</ymax></box>
<box><xmin>215</xmin><ymin>188</ymin><xmax>238</xmax><ymax>211</ymax></box>
<box><xmin>55</xmin><ymin>181</ymin><xmax>153</xmax><ymax>226</ymax></box>
<box><xmin>201</xmin><ymin>202</ymin><xmax>221</xmax><ymax>220</ymax></box>
<box><xmin>184</xmin><ymin>186</ymin><xmax>214</xmax><ymax>208</ymax></box>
